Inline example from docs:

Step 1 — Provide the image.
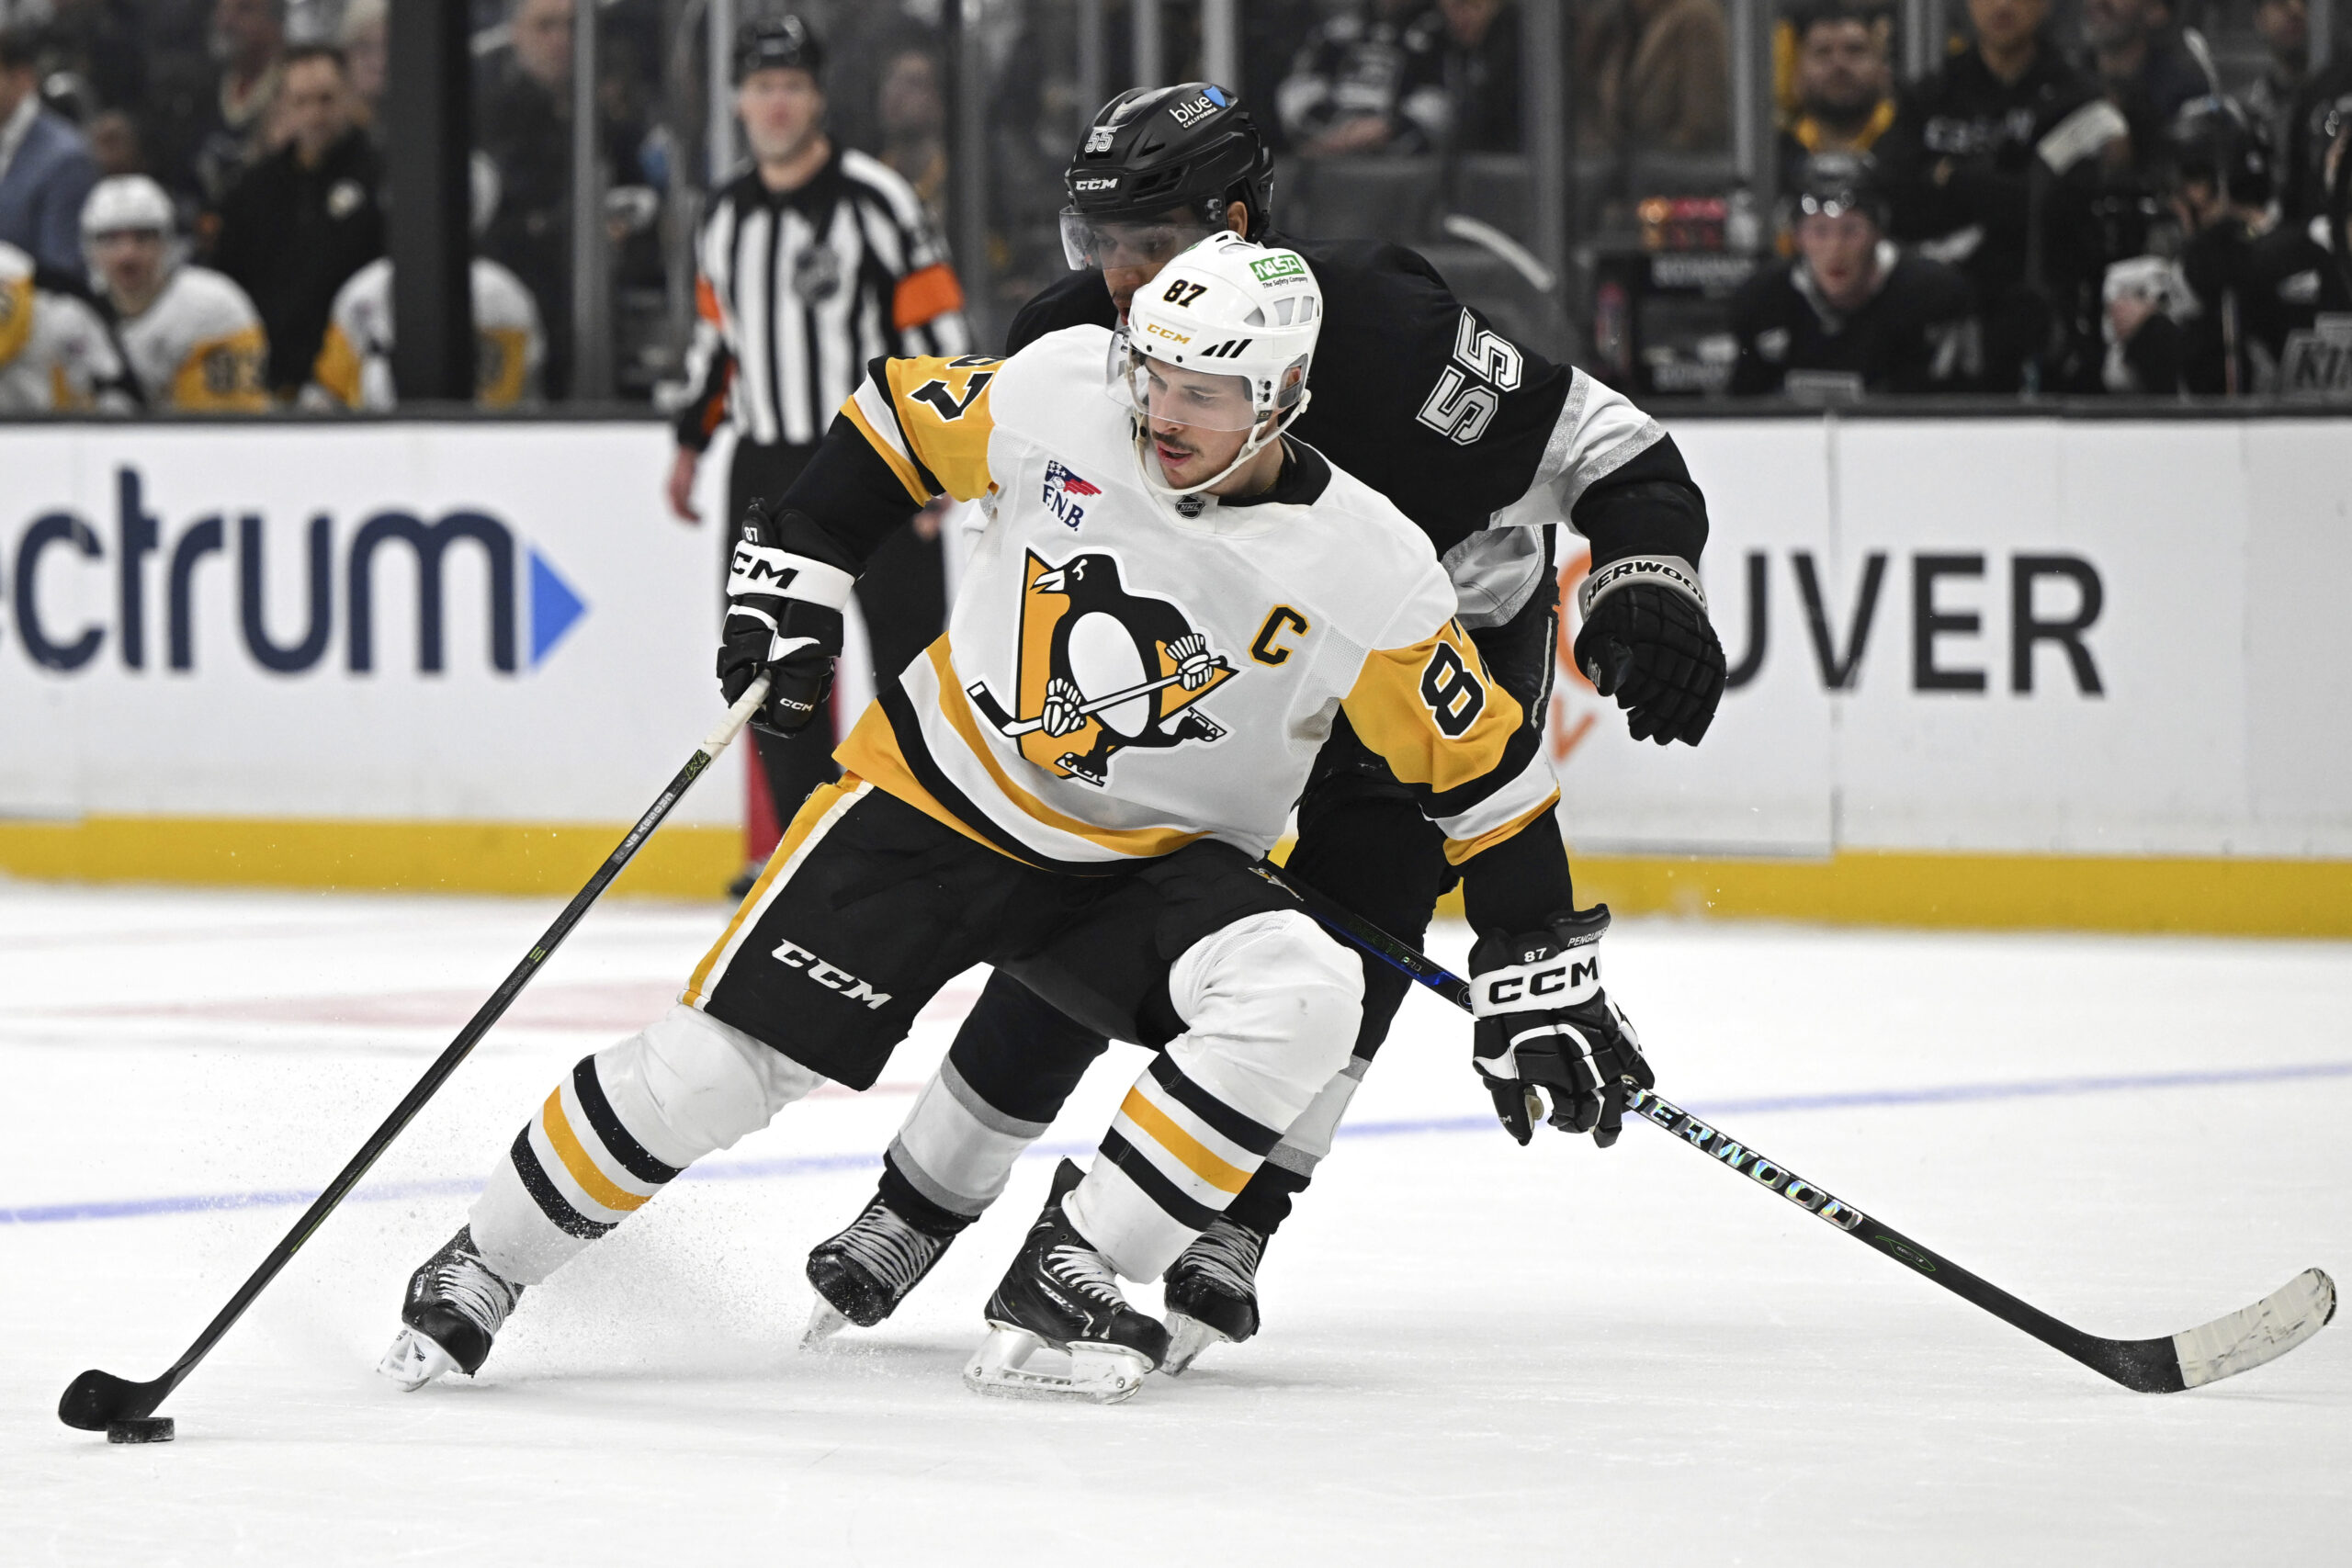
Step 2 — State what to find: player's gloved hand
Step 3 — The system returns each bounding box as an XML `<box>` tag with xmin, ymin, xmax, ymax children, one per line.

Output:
<box><xmin>1042</xmin><ymin>676</ymin><xmax>1086</xmax><ymax>737</ymax></box>
<box><xmin>1169</xmin><ymin>632</ymin><xmax>1213</xmax><ymax>690</ymax></box>
<box><xmin>1468</xmin><ymin>906</ymin><xmax>1654</xmax><ymax>1147</ymax></box>
<box><xmin>718</xmin><ymin>502</ymin><xmax>855</xmax><ymax>737</ymax></box>
<box><xmin>1573</xmin><ymin>556</ymin><xmax>1727</xmax><ymax>747</ymax></box>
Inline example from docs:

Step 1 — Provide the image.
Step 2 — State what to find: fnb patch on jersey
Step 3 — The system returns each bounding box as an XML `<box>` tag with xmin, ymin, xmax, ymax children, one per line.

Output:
<box><xmin>1040</xmin><ymin>459</ymin><xmax>1102</xmax><ymax>528</ymax></box>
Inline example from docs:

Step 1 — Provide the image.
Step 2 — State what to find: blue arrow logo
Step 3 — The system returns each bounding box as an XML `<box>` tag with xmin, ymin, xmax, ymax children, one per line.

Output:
<box><xmin>528</xmin><ymin>547</ymin><xmax>587</xmax><ymax>667</ymax></box>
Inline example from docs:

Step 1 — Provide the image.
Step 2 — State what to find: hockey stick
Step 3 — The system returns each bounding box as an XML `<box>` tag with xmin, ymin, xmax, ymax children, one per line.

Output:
<box><xmin>57</xmin><ymin>680</ymin><xmax>773</xmax><ymax>1436</ymax></box>
<box><xmin>1259</xmin><ymin>863</ymin><xmax>2337</xmax><ymax>1393</ymax></box>
<box><xmin>966</xmin><ymin>662</ymin><xmax>1233</xmax><ymax>738</ymax></box>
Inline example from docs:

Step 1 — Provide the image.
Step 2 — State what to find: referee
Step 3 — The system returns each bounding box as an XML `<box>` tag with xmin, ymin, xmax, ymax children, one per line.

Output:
<box><xmin>666</xmin><ymin>15</ymin><xmax>971</xmax><ymax>884</ymax></box>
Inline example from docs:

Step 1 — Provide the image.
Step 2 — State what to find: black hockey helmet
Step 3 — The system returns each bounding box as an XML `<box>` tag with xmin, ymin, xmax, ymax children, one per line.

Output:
<box><xmin>1059</xmin><ymin>83</ymin><xmax>1274</xmax><ymax>270</ymax></box>
<box><xmin>1792</xmin><ymin>151</ymin><xmax>1889</xmax><ymax>230</ymax></box>
<box><xmin>732</xmin><ymin>14</ymin><xmax>823</xmax><ymax>85</ymax></box>
<box><xmin>2164</xmin><ymin>96</ymin><xmax>2272</xmax><ymax>208</ymax></box>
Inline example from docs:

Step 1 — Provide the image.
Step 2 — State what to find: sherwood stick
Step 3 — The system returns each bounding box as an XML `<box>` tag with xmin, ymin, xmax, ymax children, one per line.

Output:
<box><xmin>58</xmin><ymin>681</ymin><xmax>772</xmax><ymax>1440</ymax></box>
<box><xmin>1265</xmin><ymin>864</ymin><xmax>2335</xmax><ymax>1393</ymax></box>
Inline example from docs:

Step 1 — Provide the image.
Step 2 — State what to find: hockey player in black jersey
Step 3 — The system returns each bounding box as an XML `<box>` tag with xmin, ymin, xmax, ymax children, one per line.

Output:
<box><xmin>800</xmin><ymin>83</ymin><xmax>1727</xmax><ymax>1371</ymax></box>
<box><xmin>1730</xmin><ymin>153</ymin><xmax>1982</xmax><ymax>397</ymax></box>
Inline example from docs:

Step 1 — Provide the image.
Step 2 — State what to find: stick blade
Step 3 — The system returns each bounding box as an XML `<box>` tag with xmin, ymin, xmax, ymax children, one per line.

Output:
<box><xmin>2171</xmin><ymin>1268</ymin><xmax>2336</xmax><ymax>1390</ymax></box>
<box><xmin>59</xmin><ymin>1369</ymin><xmax>168</xmax><ymax>1431</ymax></box>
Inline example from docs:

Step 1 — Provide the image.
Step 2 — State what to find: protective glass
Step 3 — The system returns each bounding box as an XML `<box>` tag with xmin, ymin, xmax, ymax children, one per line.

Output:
<box><xmin>1059</xmin><ymin>208</ymin><xmax>1216</xmax><ymax>272</ymax></box>
<box><xmin>1107</xmin><ymin>340</ymin><xmax>1261</xmax><ymax>431</ymax></box>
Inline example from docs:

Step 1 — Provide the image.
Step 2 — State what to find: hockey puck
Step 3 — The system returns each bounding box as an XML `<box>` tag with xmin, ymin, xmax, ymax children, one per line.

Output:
<box><xmin>106</xmin><ymin>1416</ymin><xmax>175</xmax><ymax>1444</ymax></box>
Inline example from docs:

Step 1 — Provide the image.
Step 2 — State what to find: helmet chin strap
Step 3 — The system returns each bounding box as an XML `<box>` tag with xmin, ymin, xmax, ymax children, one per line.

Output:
<box><xmin>1132</xmin><ymin>389</ymin><xmax>1312</xmax><ymax>502</ymax></box>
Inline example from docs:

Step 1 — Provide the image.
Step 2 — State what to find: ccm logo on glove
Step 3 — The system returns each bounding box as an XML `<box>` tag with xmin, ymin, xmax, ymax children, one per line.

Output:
<box><xmin>1476</xmin><ymin>954</ymin><xmax>1600</xmax><ymax>1010</ymax></box>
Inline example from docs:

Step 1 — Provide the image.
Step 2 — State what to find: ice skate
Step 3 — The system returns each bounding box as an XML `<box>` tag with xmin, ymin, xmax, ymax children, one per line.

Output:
<box><xmin>1160</xmin><ymin>1215</ymin><xmax>1267</xmax><ymax>1375</ymax></box>
<box><xmin>963</xmin><ymin>1160</ymin><xmax>1168</xmax><ymax>1404</ymax></box>
<box><xmin>801</xmin><ymin>1193</ymin><xmax>956</xmax><ymax>1348</ymax></box>
<box><xmin>378</xmin><ymin>1226</ymin><xmax>525</xmax><ymax>1391</ymax></box>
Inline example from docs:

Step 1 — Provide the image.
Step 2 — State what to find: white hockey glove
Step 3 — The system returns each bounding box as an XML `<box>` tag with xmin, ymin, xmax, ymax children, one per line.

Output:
<box><xmin>1467</xmin><ymin>906</ymin><xmax>1655</xmax><ymax>1147</ymax></box>
<box><xmin>718</xmin><ymin>502</ymin><xmax>855</xmax><ymax>737</ymax></box>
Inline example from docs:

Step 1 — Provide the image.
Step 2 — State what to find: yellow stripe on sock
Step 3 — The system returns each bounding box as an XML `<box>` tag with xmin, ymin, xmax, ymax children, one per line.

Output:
<box><xmin>540</xmin><ymin>1089</ymin><xmax>650</xmax><ymax>1213</ymax></box>
<box><xmin>1116</xmin><ymin>1088</ymin><xmax>1251</xmax><ymax>1195</ymax></box>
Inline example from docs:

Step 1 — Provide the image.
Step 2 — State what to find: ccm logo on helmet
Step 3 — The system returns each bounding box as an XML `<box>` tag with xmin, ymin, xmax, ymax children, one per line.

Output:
<box><xmin>1145</xmin><ymin>322</ymin><xmax>1193</xmax><ymax>344</ymax></box>
<box><xmin>1482</xmin><ymin>958</ymin><xmax>1598</xmax><ymax>1008</ymax></box>
<box><xmin>1074</xmin><ymin>176</ymin><xmax>1118</xmax><ymax>192</ymax></box>
<box><xmin>773</xmin><ymin>941</ymin><xmax>893</xmax><ymax>1010</ymax></box>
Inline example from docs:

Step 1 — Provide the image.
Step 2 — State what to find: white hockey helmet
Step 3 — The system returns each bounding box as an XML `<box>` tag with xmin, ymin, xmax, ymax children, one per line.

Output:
<box><xmin>81</xmin><ymin>175</ymin><xmax>185</xmax><ymax>288</ymax></box>
<box><xmin>1112</xmin><ymin>231</ymin><xmax>1322</xmax><ymax>496</ymax></box>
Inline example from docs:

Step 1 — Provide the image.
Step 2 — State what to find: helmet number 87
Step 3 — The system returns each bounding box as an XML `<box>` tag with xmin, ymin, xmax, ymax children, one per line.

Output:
<box><xmin>1416</xmin><ymin>310</ymin><xmax>1525</xmax><ymax>446</ymax></box>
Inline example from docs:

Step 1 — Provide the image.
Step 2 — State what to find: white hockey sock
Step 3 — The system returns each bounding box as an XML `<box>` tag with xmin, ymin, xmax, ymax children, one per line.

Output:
<box><xmin>1065</xmin><ymin>910</ymin><xmax>1360</xmax><ymax>1280</ymax></box>
<box><xmin>885</xmin><ymin>1055</ymin><xmax>1051</xmax><ymax>1220</ymax></box>
<box><xmin>469</xmin><ymin>1004</ymin><xmax>824</xmax><ymax>1284</ymax></box>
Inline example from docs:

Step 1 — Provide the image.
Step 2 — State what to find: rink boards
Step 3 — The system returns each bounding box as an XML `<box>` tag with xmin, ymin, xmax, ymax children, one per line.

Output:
<box><xmin>0</xmin><ymin>412</ymin><xmax>2347</xmax><ymax>931</ymax></box>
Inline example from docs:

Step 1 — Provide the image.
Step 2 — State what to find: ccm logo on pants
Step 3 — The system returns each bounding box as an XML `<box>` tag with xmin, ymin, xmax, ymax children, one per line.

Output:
<box><xmin>1482</xmin><ymin>958</ymin><xmax>1596</xmax><ymax>1008</ymax></box>
<box><xmin>773</xmin><ymin>941</ymin><xmax>894</xmax><ymax>1010</ymax></box>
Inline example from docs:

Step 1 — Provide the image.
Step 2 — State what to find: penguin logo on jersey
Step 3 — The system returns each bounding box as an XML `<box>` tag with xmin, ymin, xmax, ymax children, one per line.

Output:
<box><xmin>965</xmin><ymin>550</ymin><xmax>1238</xmax><ymax>786</ymax></box>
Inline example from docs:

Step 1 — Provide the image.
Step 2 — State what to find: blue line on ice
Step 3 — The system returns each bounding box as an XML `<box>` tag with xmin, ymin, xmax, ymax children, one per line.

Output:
<box><xmin>6</xmin><ymin>1059</ymin><xmax>2347</xmax><ymax>1227</ymax></box>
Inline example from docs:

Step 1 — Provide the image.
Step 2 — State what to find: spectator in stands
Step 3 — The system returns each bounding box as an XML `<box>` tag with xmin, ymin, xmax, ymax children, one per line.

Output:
<box><xmin>1576</xmin><ymin>0</ymin><xmax>1729</xmax><ymax>153</ymax></box>
<box><xmin>339</xmin><ymin>0</ymin><xmax>386</xmax><ymax>136</ymax></box>
<box><xmin>187</xmin><ymin>0</ymin><xmax>285</xmax><ymax>204</ymax></box>
<box><xmin>875</xmin><ymin>43</ymin><xmax>944</xmax><ymax>215</ymax></box>
<box><xmin>2107</xmin><ymin>95</ymin><xmax>2346</xmax><ymax>395</ymax></box>
<box><xmin>1778</xmin><ymin>0</ymin><xmax>1895</xmax><ymax>197</ymax></box>
<box><xmin>0</xmin><ymin>23</ymin><xmax>100</xmax><ymax>273</ymax></box>
<box><xmin>478</xmin><ymin>0</ymin><xmax>650</xmax><ymax>399</ymax></box>
<box><xmin>86</xmin><ymin>107</ymin><xmax>141</xmax><ymax>176</ymax></box>
<box><xmin>82</xmin><ymin>172</ymin><xmax>269</xmax><ymax>409</ymax></box>
<box><xmin>1438</xmin><ymin>0</ymin><xmax>1520</xmax><ymax>152</ymax></box>
<box><xmin>1277</xmin><ymin>0</ymin><xmax>1451</xmax><ymax>157</ymax></box>
<box><xmin>2280</xmin><ymin>44</ymin><xmax>2352</xmax><ymax>225</ymax></box>
<box><xmin>2242</xmin><ymin>0</ymin><xmax>2309</xmax><ymax>171</ymax></box>
<box><xmin>209</xmin><ymin>41</ymin><xmax>383</xmax><ymax>399</ymax></box>
<box><xmin>2079</xmin><ymin>0</ymin><xmax>2210</xmax><ymax>156</ymax></box>
<box><xmin>1730</xmin><ymin>152</ymin><xmax>1979</xmax><ymax>397</ymax></box>
<box><xmin>1878</xmin><ymin>0</ymin><xmax>2119</xmax><ymax>391</ymax></box>
<box><xmin>45</xmin><ymin>0</ymin><xmax>149</xmax><ymax>117</ymax></box>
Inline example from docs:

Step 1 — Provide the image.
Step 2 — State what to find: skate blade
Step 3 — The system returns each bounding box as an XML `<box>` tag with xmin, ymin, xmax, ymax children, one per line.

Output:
<box><xmin>377</xmin><ymin>1326</ymin><xmax>461</xmax><ymax>1392</ymax></box>
<box><xmin>1159</xmin><ymin>1311</ymin><xmax>1231</xmax><ymax>1377</ymax></box>
<box><xmin>799</xmin><ymin>1299</ymin><xmax>852</xmax><ymax>1350</ymax></box>
<box><xmin>961</xmin><ymin>1325</ymin><xmax>1150</xmax><ymax>1404</ymax></box>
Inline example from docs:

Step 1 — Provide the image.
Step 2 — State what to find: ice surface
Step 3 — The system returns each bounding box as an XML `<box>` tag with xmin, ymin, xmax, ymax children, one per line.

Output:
<box><xmin>2</xmin><ymin>882</ymin><xmax>2346</xmax><ymax>1563</ymax></box>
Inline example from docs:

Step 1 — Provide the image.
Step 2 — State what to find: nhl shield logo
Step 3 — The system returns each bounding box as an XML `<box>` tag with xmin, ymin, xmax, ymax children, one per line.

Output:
<box><xmin>964</xmin><ymin>550</ymin><xmax>1238</xmax><ymax>786</ymax></box>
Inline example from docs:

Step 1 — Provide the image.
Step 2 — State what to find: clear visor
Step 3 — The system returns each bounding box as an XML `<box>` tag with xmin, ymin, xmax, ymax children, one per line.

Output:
<box><xmin>1107</xmin><ymin>338</ymin><xmax>1265</xmax><ymax>432</ymax></box>
<box><xmin>1059</xmin><ymin>207</ymin><xmax>1217</xmax><ymax>273</ymax></box>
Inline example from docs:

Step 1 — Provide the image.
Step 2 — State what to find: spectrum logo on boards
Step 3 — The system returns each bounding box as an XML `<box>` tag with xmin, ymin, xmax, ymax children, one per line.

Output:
<box><xmin>2</xmin><ymin>468</ymin><xmax>587</xmax><ymax>676</ymax></box>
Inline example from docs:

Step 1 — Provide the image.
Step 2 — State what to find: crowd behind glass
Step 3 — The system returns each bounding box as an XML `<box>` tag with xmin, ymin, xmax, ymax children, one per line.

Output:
<box><xmin>0</xmin><ymin>0</ymin><xmax>2345</xmax><ymax>412</ymax></box>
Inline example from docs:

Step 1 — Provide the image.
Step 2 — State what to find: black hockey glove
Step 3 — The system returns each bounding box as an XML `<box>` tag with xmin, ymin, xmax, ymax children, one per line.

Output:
<box><xmin>1468</xmin><ymin>906</ymin><xmax>1654</xmax><ymax>1148</ymax></box>
<box><xmin>1573</xmin><ymin>556</ymin><xmax>1727</xmax><ymax>747</ymax></box>
<box><xmin>718</xmin><ymin>502</ymin><xmax>854</xmax><ymax>737</ymax></box>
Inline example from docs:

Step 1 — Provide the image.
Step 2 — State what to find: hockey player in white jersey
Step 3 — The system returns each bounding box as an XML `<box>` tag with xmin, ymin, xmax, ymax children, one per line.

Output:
<box><xmin>379</xmin><ymin>235</ymin><xmax>1652</xmax><ymax>1403</ymax></box>
<box><xmin>306</xmin><ymin>158</ymin><xmax>546</xmax><ymax>411</ymax></box>
<box><xmin>81</xmin><ymin>175</ymin><xmax>270</xmax><ymax>412</ymax></box>
<box><xmin>0</xmin><ymin>241</ymin><xmax>137</xmax><ymax>412</ymax></box>
<box><xmin>308</xmin><ymin>254</ymin><xmax>544</xmax><ymax>410</ymax></box>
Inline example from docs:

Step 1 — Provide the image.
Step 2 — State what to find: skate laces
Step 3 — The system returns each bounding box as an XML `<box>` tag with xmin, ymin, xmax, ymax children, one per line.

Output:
<box><xmin>828</xmin><ymin>1201</ymin><xmax>947</xmax><ymax>1298</ymax></box>
<box><xmin>1045</xmin><ymin>1243</ymin><xmax>1127</xmax><ymax>1310</ymax></box>
<box><xmin>426</xmin><ymin>1234</ymin><xmax>520</xmax><ymax>1333</ymax></box>
<box><xmin>1176</xmin><ymin>1219</ymin><xmax>1264</xmax><ymax>1299</ymax></box>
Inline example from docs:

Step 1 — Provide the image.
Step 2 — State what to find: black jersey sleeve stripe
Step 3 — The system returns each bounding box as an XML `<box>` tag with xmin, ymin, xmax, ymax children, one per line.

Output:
<box><xmin>571</xmin><ymin>1058</ymin><xmax>682</xmax><ymax>1185</ymax></box>
<box><xmin>1455</xmin><ymin>803</ymin><xmax>1575</xmax><ymax>939</ymax></box>
<box><xmin>1099</xmin><ymin>1128</ymin><xmax>1222</xmax><ymax>1232</ymax></box>
<box><xmin>1411</xmin><ymin>719</ymin><xmax>1547</xmax><ymax>822</ymax></box>
<box><xmin>875</xmin><ymin>681</ymin><xmax>1138</xmax><ymax>878</ymax></box>
<box><xmin>510</xmin><ymin>1128</ymin><xmax>616</xmax><ymax>1240</ymax></box>
<box><xmin>1144</xmin><ymin>1055</ymin><xmax>1284</xmax><ymax>1156</ymax></box>
<box><xmin>862</xmin><ymin>354</ymin><xmax>945</xmax><ymax>497</ymax></box>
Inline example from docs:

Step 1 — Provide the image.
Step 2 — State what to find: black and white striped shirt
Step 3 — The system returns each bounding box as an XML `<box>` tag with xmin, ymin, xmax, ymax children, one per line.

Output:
<box><xmin>674</xmin><ymin>146</ymin><xmax>971</xmax><ymax>451</ymax></box>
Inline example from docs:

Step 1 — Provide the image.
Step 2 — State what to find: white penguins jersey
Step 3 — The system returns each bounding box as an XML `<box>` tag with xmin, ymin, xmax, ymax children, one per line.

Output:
<box><xmin>829</xmin><ymin>324</ymin><xmax>1561</xmax><ymax>874</ymax></box>
<box><xmin>310</xmin><ymin>256</ymin><xmax>545</xmax><ymax>411</ymax></box>
<box><xmin>113</xmin><ymin>265</ymin><xmax>270</xmax><ymax>412</ymax></box>
<box><xmin>0</xmin><ymin>243</ymin><xmax>133</xmax><ymax>412</ymax></box>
